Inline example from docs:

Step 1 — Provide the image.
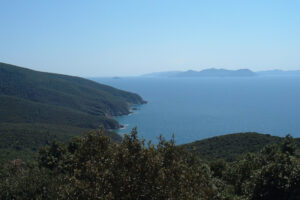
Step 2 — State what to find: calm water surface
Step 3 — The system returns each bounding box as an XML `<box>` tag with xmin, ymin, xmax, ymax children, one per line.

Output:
<box><xmin>93</xmin><ymin>77</ymin><xmax>300</xmax><ymax>144</ymax></box>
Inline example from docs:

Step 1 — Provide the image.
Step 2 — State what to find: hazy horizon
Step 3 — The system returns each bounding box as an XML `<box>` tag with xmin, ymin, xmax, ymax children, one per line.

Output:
<box><xmin>1</xmin><ymin>1</ymin><xmax>300</xmax><ymax>77</ymax></box>
<box><xmin>2</xmin><ymin>61</ymin><xmax>300</xmax><ymax>78</ymax></box>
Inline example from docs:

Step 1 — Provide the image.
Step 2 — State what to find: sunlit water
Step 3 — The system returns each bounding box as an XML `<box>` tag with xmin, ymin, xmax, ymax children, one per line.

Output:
<box><xmin>93</xmin><ymin>76</ymin><xmax>300</xmax><ymax>144</ymax></box>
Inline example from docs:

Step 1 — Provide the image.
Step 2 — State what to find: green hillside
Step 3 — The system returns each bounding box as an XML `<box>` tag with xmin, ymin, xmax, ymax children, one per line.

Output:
<box><xmin>183</xmin><ymin>132</ymin><xmax>300</xmax><ymax>161</ymax></box>
<box><xmin>0</xmin><ymin>62</ymin><xmax>145</xmax><ymax>121</ymax></box>
<box><xmin>0</xmin><ymin>62</ymin><xmax>145</xmax><ymax>160</ymax></box>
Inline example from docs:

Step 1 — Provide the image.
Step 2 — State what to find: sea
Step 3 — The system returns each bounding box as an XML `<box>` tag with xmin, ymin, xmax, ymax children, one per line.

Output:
<box><xmin>93</xmin><ymin>76</ymin><xmax>300</xmax><ymax>144</ymax></box>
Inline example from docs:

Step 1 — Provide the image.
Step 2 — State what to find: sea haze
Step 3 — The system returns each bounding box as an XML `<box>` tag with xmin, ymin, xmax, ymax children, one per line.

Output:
<box><xmin>93</xmin><ymin>76</ymin><xmax>300</xmax><ymax>144</ymax></box>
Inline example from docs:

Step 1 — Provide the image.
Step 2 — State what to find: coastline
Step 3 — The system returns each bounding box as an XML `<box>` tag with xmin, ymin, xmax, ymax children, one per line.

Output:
<box><xmin>109</xmin><ymin>102</ymin><xmax>146</xmax><ymax>132</ymax></box>
<box><xmin>114</xmin><ymin>103</ymin><xmax>145</xmax><ymax>131</ymax></box>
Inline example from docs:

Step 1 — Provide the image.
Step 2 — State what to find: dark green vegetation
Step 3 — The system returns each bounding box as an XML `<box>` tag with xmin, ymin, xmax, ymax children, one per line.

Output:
<box><xmin>1</xmin><ymin>129</ymin><xmax>300</xmax><ymax>200</ymax></box>
<box><xmin>0</xmin><ymin>62</ymin><xmax>145</xmax><ymax>161</ymax></box>
<box><xmin>183</xmin><ymin>132</ymin><xmax>300</xmax><ymax>161</ymax></box>
<box><xmin>0</xmin><ymin>123</ymin><xmax>122</xmax><ymax>163</ymax></box>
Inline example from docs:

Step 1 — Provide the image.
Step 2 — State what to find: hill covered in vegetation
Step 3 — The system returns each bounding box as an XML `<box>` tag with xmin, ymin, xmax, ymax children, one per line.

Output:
<box><xmin>0</xmin><ymin>62</ymin><xmax>145</xmax><ymax>160</ymax></box>
<box><xmin>183</xmin><ymin>132</ymin><xmax>300</xmax><ymax>161</ymax></box>
<box><xmin>1</xmin><ymin>129</ymin><xmax>300</xmax><ymax>200</ymax></box>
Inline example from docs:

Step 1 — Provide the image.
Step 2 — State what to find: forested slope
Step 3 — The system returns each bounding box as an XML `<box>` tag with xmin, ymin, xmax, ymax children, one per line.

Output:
<box><xmin>183</xmin><ymin>132</ymin><xmax>300</xmax><ymax>161</ymax></box>
<box><xmin>0</xmin><ymin>62</ymin><xmax>145</xmax><ymax>160</ymax></box>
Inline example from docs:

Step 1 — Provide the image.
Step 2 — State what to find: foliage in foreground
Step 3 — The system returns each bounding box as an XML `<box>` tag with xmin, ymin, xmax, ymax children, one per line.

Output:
<box><xmin>1</xmin><ymin>129</ymin><xmax>300</xmax><ymax>200</ymax></box>
<box><xmin>0</xmin><ymin>128</ymin><xmax>219</xmax><ymax>200</ymax></box>
<box><xmin>212</xmin><ymin>135</ymin><xmax>300</xmax><ymax>200</ymax></box>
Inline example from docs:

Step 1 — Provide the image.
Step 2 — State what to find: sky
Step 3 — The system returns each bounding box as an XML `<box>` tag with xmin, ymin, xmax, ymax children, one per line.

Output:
<box><xmin>1</xmin><ymin>0</ymin><xmax>300</xmax><ymax>77</ymax></box>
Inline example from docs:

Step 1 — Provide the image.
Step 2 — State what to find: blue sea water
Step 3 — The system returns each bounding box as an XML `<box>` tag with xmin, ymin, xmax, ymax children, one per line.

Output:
<box><xmin>94</xmin><ymin>76</ymin><xmax>300</xmax><ymax>144</ymax></box>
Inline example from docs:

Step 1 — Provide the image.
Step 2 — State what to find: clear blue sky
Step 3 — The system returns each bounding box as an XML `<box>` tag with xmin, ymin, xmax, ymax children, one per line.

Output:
<box><xmin>1</xmin><ymin>0</ymin><xmax>300</xmax><ymax>76</ymax></box>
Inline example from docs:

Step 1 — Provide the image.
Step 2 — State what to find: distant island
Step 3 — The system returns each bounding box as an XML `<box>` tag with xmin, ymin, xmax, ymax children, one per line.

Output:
<box><xmin>143</xmin><ymin>68</ymin><xmax>300</xmax><ymax>78</ymax></box>
<box><xmin>143</xmin><ymin>68</ymin><xmax>256</xmax><ymax>78</ymax></box>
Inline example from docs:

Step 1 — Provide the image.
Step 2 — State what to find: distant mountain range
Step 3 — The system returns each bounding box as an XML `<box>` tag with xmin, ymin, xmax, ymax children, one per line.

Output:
<box><xmin>142</xmin><ymin>68</ymin><xmax>300</xmax><ymax>78</ymax></box>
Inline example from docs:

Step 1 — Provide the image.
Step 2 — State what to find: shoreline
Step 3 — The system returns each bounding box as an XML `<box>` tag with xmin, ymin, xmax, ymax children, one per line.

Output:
<box><xmin>111</xmin><ymin>103</ymin><xmax>146</xmax><ymax>131</ymax></box>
